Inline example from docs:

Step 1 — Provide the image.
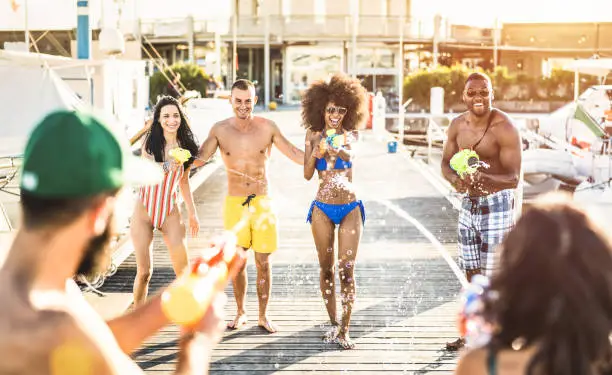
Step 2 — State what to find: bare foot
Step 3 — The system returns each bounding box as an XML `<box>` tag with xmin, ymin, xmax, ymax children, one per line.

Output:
<box><xmin>227</xmin><ymin>314</ymin><xmax>248</xmax><ymax>330</ymax></box>
<box><xmin>336</xmin><ymin>333</ymin><xmax>355</xmax><ymax>350</ymax></box>
<box><xmin>258</xmin><ymin>317</ymin><xmax>279</xmax><ymax>333</ymax></box>
<box><xmin>445</xmin><ymin>337</ymin><xmax>465</xmax><ymax>351</ymax></box>
<box><xmin>323</xmin><ymin>325</ymin><xmax>339</xmax><ymax>343</ymax></box>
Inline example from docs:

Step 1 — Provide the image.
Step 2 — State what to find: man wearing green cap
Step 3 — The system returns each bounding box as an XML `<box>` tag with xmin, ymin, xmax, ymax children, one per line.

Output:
<box><xmin>0</xmin><ymin>110</ymin><xmax>242</xmax><ymax>374</ymax></box>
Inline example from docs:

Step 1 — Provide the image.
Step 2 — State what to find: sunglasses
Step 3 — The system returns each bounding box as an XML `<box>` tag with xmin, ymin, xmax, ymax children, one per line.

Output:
<box><xmin>326</xmin><ymin>106</ymin><xmax>347</xmax><ymax>115</ymax></box>
<box><xmin>465</xmin><ymin>89</ymin><xmax>491</xmax><ymax>98</ymax></box>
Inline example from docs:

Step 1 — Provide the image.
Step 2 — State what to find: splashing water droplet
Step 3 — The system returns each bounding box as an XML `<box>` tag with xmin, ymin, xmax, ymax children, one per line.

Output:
<box><xmin>325</xmin><ymin>289</ymin><xmax>331</xmax><ymax>295</ymax></box>
<box><xmin>274</xmin><ymin>363</ymin><xmax>280</xmax><ymax>369</ymax></box>
<box><xmin>347</xmin><ymin>250</ymin><xmax>353</xmax><ymax>255</ymax></box>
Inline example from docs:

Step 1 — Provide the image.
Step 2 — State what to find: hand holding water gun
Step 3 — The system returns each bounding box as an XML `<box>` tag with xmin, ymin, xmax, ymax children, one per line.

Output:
<box><xmin>169</xmin><ymin>147</ymin><xmax>192</xmax><ymax>164</ymax></box>
<box><xmin>161</xmin><ymin>232</ymin><xmax>246</xmax><ymax>327</ymax></box>
<box><xmin>450</xmin><ymin>149</ymin><xmax>482</xmax><ymax>179</ymax></box>
<box><xmin>319</xmin><ymin>129</ymin><xmax>346</xmax><ymax>154</ymax></box>
<box><xmin>457</xmin><ymin>274</ymin><xmax>493</xmax><ymax>348</ymax></box>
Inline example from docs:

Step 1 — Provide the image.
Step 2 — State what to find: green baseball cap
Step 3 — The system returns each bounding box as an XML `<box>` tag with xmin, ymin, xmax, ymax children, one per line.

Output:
<box><xmin>20</xmin><ymin>110</ymin><xmax>162</xmax><ymax>197</ymax></box>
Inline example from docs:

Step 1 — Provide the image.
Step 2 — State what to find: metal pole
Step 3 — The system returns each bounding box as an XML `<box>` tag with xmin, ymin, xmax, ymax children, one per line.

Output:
<box><xmin>351</xmin><ymin>0</ymin><xmax>358</xmax><ymax>78</ymax></box>
<box><xmin>24</xmin><ymin>0</ymin><xmax>29</xmax><ymax>48</ymax></box>
<box><xmin>398</xmin><ymin>12</ymin><xmax>405</xmax><ymax>147</ymax></box>
<box><xmin>493</xmin><ymin>18</ymin><xmax>499</xmax><ymax>68</ymax></box>
<box><xmin>187</xmin><ymin>15</ymin><xmax>194</xmax><ymax>63</ymax></box>
<box><xmin>232</xmin><ymin>0</ymin><xmax>238</xmax><ymax>83</ymax></box>
<box><xmin>432</xmin><ymin>13</ymin><xmax>441</xmax><ymax>68</ymax></box>
<box><xmin>77</xmin><ymin>0</ymin><xmax>91</xmax><ymax>59</ymax></box>
<box><xmin>264</xmin><ymin>14</ymin><xmax>270</xmax><ymax>108</ymax></box>
<box><xmin>574</xmin><ymin>69</ymin><xmax>579</xmax><ymax>101</ymax></box>
<box><xmin>215</xmin><ymin>27</ymin><xmax>222</xmax><ymax>80</ymax></box>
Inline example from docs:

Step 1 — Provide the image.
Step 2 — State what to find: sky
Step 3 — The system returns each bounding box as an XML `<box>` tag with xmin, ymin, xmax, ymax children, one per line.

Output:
<box><xmin>1</xmin><ymin>0</ymin><xmax>612</xmax><ymax>31</ymax></box>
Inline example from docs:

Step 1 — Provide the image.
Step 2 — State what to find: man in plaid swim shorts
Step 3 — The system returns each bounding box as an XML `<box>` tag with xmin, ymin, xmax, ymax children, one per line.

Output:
<box><xmin>441</xmin><ymin>72</ymin><xmax>522</xmax><ymax>350</ymax></box>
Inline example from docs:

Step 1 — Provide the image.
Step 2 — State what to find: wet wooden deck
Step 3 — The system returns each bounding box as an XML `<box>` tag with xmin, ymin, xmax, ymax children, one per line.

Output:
<box><xmin>95</xmin><ymin>112</ymin><xmax>462</xmax><ymax>374</ymax></box>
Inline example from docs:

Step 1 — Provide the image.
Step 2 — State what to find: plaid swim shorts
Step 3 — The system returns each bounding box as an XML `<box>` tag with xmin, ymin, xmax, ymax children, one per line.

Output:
<box><xmin>458</xmin><ymin>189</ymin><xmax>515</xmax><ymax>276</ymax></box>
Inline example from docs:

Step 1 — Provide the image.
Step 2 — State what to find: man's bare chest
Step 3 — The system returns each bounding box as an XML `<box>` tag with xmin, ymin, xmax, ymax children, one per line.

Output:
<box><xmin>456</xmin><ymin>129</ymin><xmax>499</xmax><ymax>160</ymax></box>
<box><xmin>219</xmin><ymin>132</ymin><xmax>272</xmax><ymax>158</ymax></box>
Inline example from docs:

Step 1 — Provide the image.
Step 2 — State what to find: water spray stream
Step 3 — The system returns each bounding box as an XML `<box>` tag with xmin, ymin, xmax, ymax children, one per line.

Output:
<box><xmin>375</xmin><ymin>199</ymin><xmax>468</xmax><ymax>288</ymax></box>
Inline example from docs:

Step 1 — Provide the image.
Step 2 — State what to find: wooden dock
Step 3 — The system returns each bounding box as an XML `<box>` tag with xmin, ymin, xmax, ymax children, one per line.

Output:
<box><xmin>95</xmin><ymin>111</ymin><xmax>462</xmax><ymax>374</ymax></box>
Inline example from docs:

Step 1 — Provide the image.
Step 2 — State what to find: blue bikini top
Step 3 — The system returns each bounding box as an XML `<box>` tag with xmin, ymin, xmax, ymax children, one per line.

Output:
<box><xmin>315</xmin><ymin>157</ymin><xmax>352</xmax><ymax>171</ymax></box>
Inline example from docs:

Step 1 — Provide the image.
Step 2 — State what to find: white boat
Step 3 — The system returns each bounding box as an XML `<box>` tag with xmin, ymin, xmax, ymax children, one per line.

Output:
<box><xmin>517</xmin><ymin>58</ymin><xmax>612</xmax><ymax>204</ymax></box>
<box><xmin>523</xmin><ymin>148</ymin><xmax>579</xmax><ymax>180</ymax></box>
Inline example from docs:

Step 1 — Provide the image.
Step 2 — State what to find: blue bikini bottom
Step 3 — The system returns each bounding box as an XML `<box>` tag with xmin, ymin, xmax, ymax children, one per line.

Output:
<box><xmin>307</xmin><ymin>200</ymin><xmax>366</xmax><ymax>226</ymax></box>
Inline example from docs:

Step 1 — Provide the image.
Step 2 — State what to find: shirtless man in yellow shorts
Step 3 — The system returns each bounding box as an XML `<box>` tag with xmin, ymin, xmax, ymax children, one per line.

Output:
<box><xmin>196</xmin><ymin>79</ymin><xmax>304</xmax><ymax>333</ymax></box>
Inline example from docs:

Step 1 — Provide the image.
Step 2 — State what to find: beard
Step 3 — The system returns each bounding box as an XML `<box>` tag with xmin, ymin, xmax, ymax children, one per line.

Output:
<box><xmin>76</xmin><ymin>214</ymin><xmax>114</xmax><ymax>279</ymax></box>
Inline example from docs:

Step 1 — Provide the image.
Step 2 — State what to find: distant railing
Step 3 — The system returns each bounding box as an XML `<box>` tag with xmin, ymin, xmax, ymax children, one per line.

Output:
<box><xmin>139</xmin><ymin>14</ymin><xmax>468</xmax><ymax>41</ymax></box>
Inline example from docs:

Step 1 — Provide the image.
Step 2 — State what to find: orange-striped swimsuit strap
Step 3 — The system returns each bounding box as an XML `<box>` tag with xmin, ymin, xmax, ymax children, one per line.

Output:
<box><xmin>138</xmin><ymin>165</ymin><xmax>184</xmax><ymax>229</ymax></box>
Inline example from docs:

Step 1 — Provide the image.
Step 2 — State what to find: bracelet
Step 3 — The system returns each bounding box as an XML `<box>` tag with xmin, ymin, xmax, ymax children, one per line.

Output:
<box><xmin>162</xmin><ymin>161</ymin><xmax>169</xmax><ymax>173</ymax></box>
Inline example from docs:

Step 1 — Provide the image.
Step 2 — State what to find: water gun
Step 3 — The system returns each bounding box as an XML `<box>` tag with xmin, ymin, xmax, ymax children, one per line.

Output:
<box><xmin>319</xmin><ymin>129</ymin><xmax>345</xmax><ymax>153</ymax></box>
<box><xmin>161</xmin><ymin>232</ymin><xmax>243</xmax><ymax>326</ymax></box>
<box><xmin>450</xmin><ymin>149</ymin><xmax>481</xmax><ymax>178</ymax></box>
<box><xmin>457</xmin><ymin>274</ymin><xmax>493</xmax><ymax>348</ymax></box>
<box><xmin>169</xmin><ymin>147</ymin><xmax>192</xmax><ymax>164</ymax></box>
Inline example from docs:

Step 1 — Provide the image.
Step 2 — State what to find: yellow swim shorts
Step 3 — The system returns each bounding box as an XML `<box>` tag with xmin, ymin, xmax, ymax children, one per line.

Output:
<box><xmin>223</xmin><ymin>195</ymin><xmax>278</xmax><ymax>253</ymax></box>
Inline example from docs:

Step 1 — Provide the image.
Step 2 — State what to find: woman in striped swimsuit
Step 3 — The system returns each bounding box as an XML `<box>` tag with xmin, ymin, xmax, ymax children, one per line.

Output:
<box><xmin>131</xmin><ymin>95</ymin><xmax>200</xmax><ymax>306</ymax></box>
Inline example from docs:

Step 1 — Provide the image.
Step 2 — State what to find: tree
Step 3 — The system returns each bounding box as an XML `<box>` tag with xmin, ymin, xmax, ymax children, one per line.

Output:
<box><xmin>149</xmin><ymin>63</ymin><xmax>210</xmax><ymax>104</ymax></box>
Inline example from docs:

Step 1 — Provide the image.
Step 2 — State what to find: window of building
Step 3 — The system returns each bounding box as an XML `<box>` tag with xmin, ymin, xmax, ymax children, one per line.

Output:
<box><xmin>314</xmin><ymin>0</ymin><xmax>325</xmax><ymax>24</ymax></box>
<box><xmin>542</xmin><ymin>59</ymin><xmax>551</xmax><ymax>77</ymax></box>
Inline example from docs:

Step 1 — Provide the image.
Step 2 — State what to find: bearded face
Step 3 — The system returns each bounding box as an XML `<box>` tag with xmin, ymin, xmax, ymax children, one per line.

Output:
<box><xmin>76</xmin><ymin>213</ymin><xmax>114</xmax><ymax>279</ymax></box>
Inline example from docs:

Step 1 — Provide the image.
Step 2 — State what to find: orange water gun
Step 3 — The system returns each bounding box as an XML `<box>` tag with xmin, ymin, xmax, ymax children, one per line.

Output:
<box><xmin>161</xmin><ymin>233</ymin><xmax>243</xmax><ymax>326</ymax></box>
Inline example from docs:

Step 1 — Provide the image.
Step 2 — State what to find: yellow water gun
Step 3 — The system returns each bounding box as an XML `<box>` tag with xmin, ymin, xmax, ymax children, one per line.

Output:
<box><xmin>169</xmin><ymin>147</ymin><xmax>192</xmax><ymax>163</ymax></box>
<box><xmin>161</xmin><ymin>233</ymin><xmax>243</xmax><ymax>326</ymax></box>
<box><xmin>450</xmin><ymin>149</ymin><xmax>481</xmax><ymax>178</ymax></box>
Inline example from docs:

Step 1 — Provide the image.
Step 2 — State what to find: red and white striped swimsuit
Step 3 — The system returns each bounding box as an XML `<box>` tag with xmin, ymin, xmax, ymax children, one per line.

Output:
<box><xmin>138</xmin><ymin>165</ymin><xmax>184</xmax><ymax>229</ymax></box>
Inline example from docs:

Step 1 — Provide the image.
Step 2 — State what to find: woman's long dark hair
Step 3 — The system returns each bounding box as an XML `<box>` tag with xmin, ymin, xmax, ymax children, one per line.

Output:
<box><xmin>145</xmin><ymin>95</ymin><xmax>199</xmax><ymax>170</ymax></box>
<box><xmin>483</xmin><ymin>194</ymin><xmax>612</xmax><ymax>375</ymax></box>
<box><xmin>301</xmin><ymin>73</ymin><xmax>367</xmax><ymax>132</ymax></box>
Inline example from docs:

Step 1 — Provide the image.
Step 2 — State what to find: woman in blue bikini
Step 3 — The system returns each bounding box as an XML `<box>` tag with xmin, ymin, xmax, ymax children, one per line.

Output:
<box><xmin>302</xmin><ymin>74</ymin><xmax>368</xmax><ymax>349</ymax></box>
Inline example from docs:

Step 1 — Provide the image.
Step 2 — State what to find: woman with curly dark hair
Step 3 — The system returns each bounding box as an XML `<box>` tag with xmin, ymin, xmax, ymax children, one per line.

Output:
<box><xmin>131</xmin><ymin>95</ymin><xmax>200</xmax><ymax>305</ymax></box>
<box><xmin>302</xmin><ymin>74</ymin><xmax>368</xmax><ymax>349</ymax></box>
<box><xmin>455</xmin><ymin>193</ymin><xmax>612</xmax><ymax>375</ymax></box>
